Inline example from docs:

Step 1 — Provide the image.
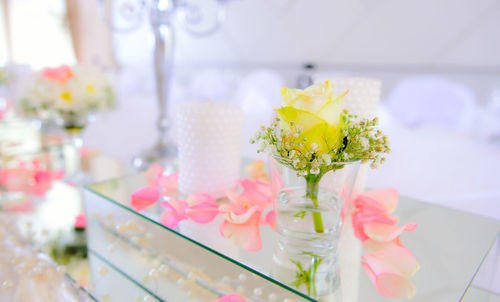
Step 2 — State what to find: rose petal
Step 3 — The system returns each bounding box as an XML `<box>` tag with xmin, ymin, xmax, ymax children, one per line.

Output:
<box><xmin>362</xmin><ymin>245</ymin><xmax>420</xmax><ymax>279</ymax></box>
<box><xmin>157</xmin><ymin>171</ymin><xmax>179</xmax><ymax>195</ymax></box>
<box><xmin>264</xmin><ymin>210</ymin><xmax>276</xmax><ymax>231</ymax></box>
<box><xmin>227</xmin><ymin>206</ymin><xmax>261</xmax><ymax>224</ymax></box>
<box><xmin>187</xmin><ymin>202</ymin><xmax>220</xmax><ymax>224</ymax></box>
<box><xmin>239</xmin><ymin>178</ymin><xmax>272</xmax><ymax>208</ymax></box>
<box><xmin>161</xmin><ymin>209</ymin><xmax>184</xmax><ymax>229</ymax></box>
<box><xmin>362</xmin><ymin>237</ymin><xmax>404</xmax><ymax>254</ymax></box>
<box><xmin>187</xmin><ymin>193</ymin><xmax>216</xmax><ymax>207</ymax></box>
<box><xmin>220</xmin><ymin>210</ymin><xmax>262</xmax><ymax>251</ymax></box>
<box><xmin>364</xmin><ymin>222</ymin><xmax>417</xmax><ymax>242</ymax></box>
<box><xmin>362</xmin><ymin>188</ymin><xmax>399</xmax><ymax>213</ymax></box>
<box><xmin>213</xmin><ymin>293</ymin><xmax>246</xmax><ymax>302</ymax></box>
<box><xmin>160</xmin><ymin>199</ymin><xmax>188</xmax><ymax>214</ymax></box>
<box><xmin>2</xmin><ymin>201</ymin><xmax>34</xmax><ymax>213</ymax></box>
<box><xmin>146</xmin><ymin>164</ymin><xmax>165</xmax><ymax>184</ymax></box>
<box><xmin>362</xmin><ymin>261</ymin><xmax>417</xmax><ymax>299</ymax></box>
<box><xmin>74</xmin><ymin>214</ymin><xmax>86</xmax><ymax>229</ymax></box>
<box><xmin>130</xmin><ymin>186</ymin><xmax>160</xmax><ymax>211</ymax></box>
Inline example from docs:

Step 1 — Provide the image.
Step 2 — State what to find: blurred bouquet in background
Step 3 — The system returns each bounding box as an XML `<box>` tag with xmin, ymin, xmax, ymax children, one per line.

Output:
<box><xmin>20</xmin><ymin>65</ymin><xmax>115</xmax><ymax>129</ymax></box>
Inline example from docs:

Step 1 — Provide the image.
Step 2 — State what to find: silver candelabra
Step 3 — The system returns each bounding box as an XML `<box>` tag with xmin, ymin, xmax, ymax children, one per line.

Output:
<box><xmin>98</xmin><ymin>0</ymin><xmax>235</xmax><ymax>168</ymax></box>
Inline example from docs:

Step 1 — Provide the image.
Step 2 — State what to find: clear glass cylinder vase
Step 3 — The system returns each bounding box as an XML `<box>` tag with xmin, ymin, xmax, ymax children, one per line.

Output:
<box><xmin>269</xmin><ymin>157</ymin><xmax>360</xmax><ymax>301</ymax></box>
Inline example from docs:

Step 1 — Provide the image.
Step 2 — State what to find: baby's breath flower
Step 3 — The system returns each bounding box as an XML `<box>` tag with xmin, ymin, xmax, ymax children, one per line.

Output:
<box><xmin>319</xmin><ymin>154</ymin><xmax>332</xmax><ymax>165</ymax></box>
<box><xmin>310</xmin><ymin>167</ymin><xmax>320</xmax><ymax>175</ymax></box>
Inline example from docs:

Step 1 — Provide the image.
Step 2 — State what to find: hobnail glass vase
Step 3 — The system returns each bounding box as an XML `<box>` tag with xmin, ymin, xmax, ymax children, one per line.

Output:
<box><xmin>269</xmin><ymin>157</ymin><xmax>360</xmax><ymax>301</ymax></box>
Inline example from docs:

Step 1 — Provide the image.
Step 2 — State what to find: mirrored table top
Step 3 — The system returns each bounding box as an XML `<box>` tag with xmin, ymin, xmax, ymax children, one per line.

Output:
<box><xmin>87</xmin><ymin>172</ymin><xmax>500</xmax><ymax>302</ymax></box>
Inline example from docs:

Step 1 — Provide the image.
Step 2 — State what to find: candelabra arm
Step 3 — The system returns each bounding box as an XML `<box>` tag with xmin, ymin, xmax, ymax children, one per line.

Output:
<box><xmin>153</xmin><ymin>22</ymin><xmax>174</xmax><ymax>148</ymax></box>
<box><xmin>176</xmin><ymin>0</ymin><xmax>228</xmax><ymax>37</ymax></box>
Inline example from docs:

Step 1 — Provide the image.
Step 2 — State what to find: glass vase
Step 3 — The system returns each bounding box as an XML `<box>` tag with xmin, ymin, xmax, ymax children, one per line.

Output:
<box><xmin>60</xmin><ymin>112</ymin><xmax>90</xmax><ymax>185</ymax></box>
<box><xmin>269</xmin><ymin>157</ymin><xmax>360</xmax><ymax>301</ymax></box>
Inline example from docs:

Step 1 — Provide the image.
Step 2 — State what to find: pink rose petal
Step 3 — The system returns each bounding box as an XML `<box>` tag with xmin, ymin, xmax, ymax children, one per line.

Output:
<box><xmin>41</xmin><ymin>65</ymin><xmax>73</xmax><ymax>83</ymax></box>
<box><xmin>213</xmin><ymin>293</ymin><xmax>246</xmax><ymax>302</ymax></box>
<box><xmin>264</xmin><ymin>210</ymin><xmax>276</xmax><ymax>231</ymax></box>
<box><xmin>74</xmin><ymin>213</ymin><xmax>86</xmax><ymax>229</ymax></box>
<box><xmin>220</xmin><ymin>209</ymin><xmax>262</xmax><ymax>251</ymax></box>
<box><xmin>362</xmin><ymin>188</ymin><xmax>399</xmax><ymax>213</ymax></box>
<box><xmin>362</xmin><ymin>261</ymin><xmax>417</xmax><ymax>299</ymax></box>
<box><xmin>187</xmin><ymin>193</ymin><xmax>216</xmax><ymax>206</ymax></box>
<box><xmin>362</xmin><ymin>245</ymin><xmax>420</xmax><ymax>279</ymax></box>
<box><xmin>2</xmin><ymin>200</ymin><xmax>34</xmax><ymax>213</ymax></box>
<box><xmin>157</xmin><ymin>171</ymin><xmax>179</xmax><ymax>195</ymax></box>
<box><xmin>362</xmin><ymin>245</ymin><xmax>419</xmax><ymax>298</ymax></box>
<box><xmin>160</xmin><ymin>200</ymin><xmax>188</xmax><ymax>228</ymax></box>
<box><xmin>130</xmin><ymin>186</ymin><xmax>160</xmax><ymax>211</ymax></box>
<box><xmin>362</xmin><ymin>237</ymin><xmax>404</xmax><ymax>254</ymax></box>
<box><xmin>364</xmin><ymin>222</ymin><xmax>418</xmax><ymax>242</ymax></box>
<box><xmin>245</xmin><ymin>160</ymin><xmax>268</xmax><ymax>180</ymax></box>
<box><xmin>187</xmin><ymin>202</ymin><xmax>220</xmax><ymax>224</ymax></box>
<box><xmin>146</xmin><ymin>164</ymin><xmax>165</xmax><ymax>185</ymax></box>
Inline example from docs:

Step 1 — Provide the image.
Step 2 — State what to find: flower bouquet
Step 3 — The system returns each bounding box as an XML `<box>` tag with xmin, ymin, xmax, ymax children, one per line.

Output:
<box><xmin>252</xmin><ymin>80</ymin><xmax>390</xmax><ymax>299</ymax></box>
<box><xmin>20</xmin><ymin>65</ymin><xmax>115</xmax><ymax>131</ymax></box>
<box><xmin>20</xmin><ymin>65</ymin><xmax>115</xmax><ymax>182</ymax></box>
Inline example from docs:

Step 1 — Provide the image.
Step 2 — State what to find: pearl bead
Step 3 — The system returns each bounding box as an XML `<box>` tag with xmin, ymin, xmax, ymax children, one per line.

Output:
<box><xmin>238</xmin><ymin>273</ymin><xmax>247</xmax><ymax>282</ymax></box>
<box><xmin>99</xmin><ymin>266</ymin><xmax>109</xmax><ymax>276</ymax></box>
<box><xmin>1</xmin><ymin>280</ymin><xmax>13</xmax><ymax>289</ymax></box>
<box><xmin>253</xmin><ymin>288</ymin><xmax>262</xmax><ymax>296</ymax></box>
<box><xmin>116</xmin><ymin>223</ymin><xmax>127</xmax><ymax>233</ymax></box>
<box><xmin>143</xmin><ymin>295</ymin><xmax>154</xmax><ymax>302</ymax></box>
<box><xmin>126</xmin><ymin>220</ymin><xmax>137</xmax><ymax>230</ymax></box>
<box><xmin>148</xmin><ymin>269</ymin><xmax>160</xmax><ymax>280</ymax></box>
<box><xmin>177</xmin><ymin>278</ymin><xmax>186</xmax><ymax>286</ymax></box>
<box><xmin>159</xmin><ymin>264</ymin><xmax>170</xmax><ymax>274</ymax></box>
<box><xmin>236</xmin><ymin>286</ymin><xmax>245</xmax><ymax>295</ymax></box>
<box><xmin>268</xmin><ymin>293</ymin><xmax>278</xmax><ymax>301</ymax></box>
<box><xmin>107</xmin><ymin>244</ymin><xmax>116</xmax><ymax>253</ymax></box>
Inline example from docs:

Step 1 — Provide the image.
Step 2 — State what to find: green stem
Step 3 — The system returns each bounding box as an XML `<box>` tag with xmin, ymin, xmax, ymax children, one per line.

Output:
<box><xmin>305</xmin><ymin>175</ymin><xmax>324</xmax><ymax>234</ymax></box>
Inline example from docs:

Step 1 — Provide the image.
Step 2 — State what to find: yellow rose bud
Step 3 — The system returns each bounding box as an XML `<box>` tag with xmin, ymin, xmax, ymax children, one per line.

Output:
<box><xmin>275</xmin><ymin>81</ymin><xmax>347</xmax><ymax>155</ymax></box>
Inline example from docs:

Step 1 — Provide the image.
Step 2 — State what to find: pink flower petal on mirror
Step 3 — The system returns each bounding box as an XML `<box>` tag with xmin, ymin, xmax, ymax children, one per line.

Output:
<box><xmin>130</xmin><ymin>186</ymin><xmax>160</xmax><ymax>211</ymax></box>
<box><xmin>351</xmin><ymin>211</ymin><xmax>397</xmax><ymax>242</ymax></box>
<box><xmin>362</xmin><ymin>188</ymin><xmax>399</xmax><ymax>213</ymax></box>
<box><xmin>264</xmin><ymin>210</ymin><xmax>276</xmax><ymax>230</ymax></box>
<box><xmin>364</xmin><ymin>222</ymin><xmax>417</xmax><ymax>242</ymax></box>
<box><xmin>187</xmin><ymin>193</ymin><xmax>216</xmax><ymax>206</ymax></box>
<box><xmin>74</xmin><ymin>213</ymin><xmax>86</xmax><ymax>229</ymax></box>
<box><xmin>362</xmin><ymin>245</ymin><xmax>420</xmax><ymax>279</ymax></box>
<box><xmin>160</xmin><ymin>199</ymin><xmax>188</xmax><ymax>214</ymax></box>
<box><xmin>187</xmin><ymin>202</ymin><xmax>220</xmax><ymax>224</ymax></box>
<box><xmin>2</xmin><ymin>201</ymin><xmax>34</xmax><ymax>213</ymax></box>
<box><xmin>42</xmin><ymin>65</ymin><xmax>73</xmax><ymax>83</ymax></box>
<box><xmin>213</xmin><ymin>293</ymin><xmax>246</xmax><ymax>302</ymax></box>
<box><xmin>354</xmin><ymin>195</ymin><xmax>391</xmax><ymax>216</ymax></box>
<box><xmin>157</xmin><ymin>171</ymin><xmax>179</xmax><ymax>195</ymax></box>
<box><xmin>239</xmin><ymin>178</ymin><xmax>272</xmax><ymax>208</ymax></box>
<box><xmin>245</xmin><ymin>160</ymin><xmax>268</xmax><ymax>181</ymax></box>
<box><xmin>220</xmin><ymin>210</ymin><xmax>262</xmax><ymax>251</ymax></box>
<box><xmin>146</xmin><ymin>164</ymin><xmax>165</xmax><ymax>184</ymax></box>
<box><xmin>362</xmin><ymin>261</ymin><xmax>417</xmax><ymax>299</ymax></box>
<box><xmin>161</xmin><ymin>209</ymin><xmax>184</xmax><ymax>229</ymax></box>
<box><xmin>362</xmin><ymin>237</ymin><xmax>404</xmax><ymax>254</ymax></box>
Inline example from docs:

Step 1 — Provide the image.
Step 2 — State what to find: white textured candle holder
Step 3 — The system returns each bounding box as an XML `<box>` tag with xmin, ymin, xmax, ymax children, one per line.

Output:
<box><xmin>177</xmin><ymin>101</ymin><xmax>242</xmax><ymax>197</ymax></box>
<box><xmin>329</xmin><ymin>77</ymin><xmax>382</xmax><ymax>120</ymax></box>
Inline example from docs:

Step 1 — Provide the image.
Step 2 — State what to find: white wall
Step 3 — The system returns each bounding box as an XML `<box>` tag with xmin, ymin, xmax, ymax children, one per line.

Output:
<box><xmin>115</xmin><ymin>0</ymin><xmax>500</xmax><ymax>68</ymax></box>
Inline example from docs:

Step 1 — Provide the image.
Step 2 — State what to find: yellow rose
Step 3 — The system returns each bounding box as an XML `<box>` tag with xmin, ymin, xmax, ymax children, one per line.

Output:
<box><xmin>275</xmin><ymin>80</ymin><xmax>347</xmax><ymax>155</ymax></box>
